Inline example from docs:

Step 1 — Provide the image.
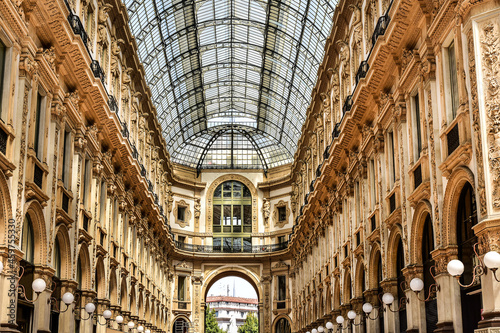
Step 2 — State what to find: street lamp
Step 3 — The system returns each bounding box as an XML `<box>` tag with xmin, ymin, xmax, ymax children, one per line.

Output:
<box><xmin>447</xmin><ymin>246</ymin><xmax>500</xmax><ymax>286</ymax></box>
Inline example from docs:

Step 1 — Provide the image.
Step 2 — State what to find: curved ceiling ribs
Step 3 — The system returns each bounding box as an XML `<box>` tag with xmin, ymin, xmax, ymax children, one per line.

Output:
<box><xmin>126</xmin><ymin>0</ymin><xmax>336</xmax><ymax>169</ymax></box>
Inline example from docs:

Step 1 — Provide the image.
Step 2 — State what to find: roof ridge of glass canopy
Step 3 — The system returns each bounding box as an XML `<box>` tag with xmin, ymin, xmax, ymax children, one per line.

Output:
<box><xmin>125</xmin><ymin>0</ymin><xmax>337</xmax><ymax>170</ymax></box>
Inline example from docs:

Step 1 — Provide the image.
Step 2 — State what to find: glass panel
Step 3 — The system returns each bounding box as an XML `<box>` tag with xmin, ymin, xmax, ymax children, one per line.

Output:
<box><xmin>243</xmin><ymin>205</ymin><xmax>252</xmax><ymax>232</ymax></box>
<box><xmin>214</xmin><ymin>185</ymin><xmax>222</xmax><ymax>198</ymax></box>
<box><xmin>243</xmin><ymin>186</ymin><xmax>251</xmax><ymax>197</ymax></box>
<box><xmin>233</xmin><ymin>238</ymin><xmax>242</xmax><ymax>252</ymax></box>
<box><xmin>125</xmin><ymin>0</ymin><xmax>336</xmax><ymax>169</ymax></box>
<box><xmin>243</xmin><ymin>237</ymin><xmax>252</xmax><ymax>252</ymax></box>
<box><xmin>223</xmin><ymin>237</ymin><xmax>232</xmax><ymax>252</ymax></box>
<box><xmin>278</xmin><ymin>275</ymin><xmax>286</xmax><ymax>300</ymax></box>
<box><xmin>213</xmin><ymin>237</ymin><xmax>221</xmax><ymax>251</ymax></box>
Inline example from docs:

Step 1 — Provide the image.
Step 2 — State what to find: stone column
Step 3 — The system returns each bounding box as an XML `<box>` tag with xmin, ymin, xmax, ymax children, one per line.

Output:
<box><xmin>432</xmin><ymin>247</ymin><xmax>459</xmax><ymax>332</ymax></box>
<box><xmin>402</xmin><ymin>266</ymin><xmax>424</xmax><ymax>333</ymax></box>
<box><xmin>78</xmin><ymin>290</ymin><xmax>97</xmax><ymax>333</ymax></box>
<box><xmin>380</xmin><ymin>280</ymin><xmax>397</xmax><ymax>333</ymax></box>
<box><xmin>31</xmin><ymin>267</ymin><xmax>55</xmax><ymax>333</ymax></box>
<box><xmin>57</xmin><ymin>280</ymin><xmax>78</xmax><ymax>332</ymax></box>
<box><xmin>363</xmin><ymin>290</ymin><xmax>379</xmax><ymax>333</ymax></box>
<box><xmin>0</xmin><ymin>248</ymin><xmax>23</xmax><ymax>333</ymax></box>
<box><xmin>475</xmin><ymin>222</ymin><xmax>500</xmax><ymax>329</ymax></box>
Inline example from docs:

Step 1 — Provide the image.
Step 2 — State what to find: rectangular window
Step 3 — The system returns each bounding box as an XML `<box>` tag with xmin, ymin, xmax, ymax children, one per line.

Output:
<box><xmin>0</xmin><ymin>40</ymin><xmax>6</xmax><ymax>119</ymax></box>
<box><xmin>178</xmin><ymin>276</ymin><xmax>186</xmax><ymax>301</ymax></box>
<box><xmin>388</xmin><ymin>131</ymin><xmax>396</xmax><ymax>185</ymax></box>
<box><xmin>448</xmin><ymin>41</ymin><xmax>459</xmax><ymax>119</ymax></box>
<box><xmin>99</xmin><ymin>181</ymin><xmax>106</xmax><ymax>222</ymax></box>
<box><xmin>413</xmin><ymin>93</ymin><xmax>422</xmax><ymax>159</ymax></box>
<box><xmin>62</xmin><ymin>130</ymin><xmax>71</xmax><ymax>187</ymax></box>
<box><xmin>369</xmin><ymin>159</ymin><xmax>376</xmax><ymax>208</ymax></box>
<box><xmin>278</xmin><ymin>235</ymin><xmax>285</xmax><ymax>244</ymax></box>
<box><xmin>177</xmin><ymin>206</ymin><xmax>186</xmax><ymax>221</ymax></box>
<box><xmin>34</xmin><ymin>92</ymin><xmax>44</xmax><ymax>160</ymax></box>
<box><xmin>355</xmin><ymin>181</ymin><xmax>360</xmax><ymax>222</ymax></box>
<box><xmin>278</xmin><ymin>206</ymin><xmax>286</xmax><ymax>222</ymax></box>
<box><xmin>278</xmin><ymin>275</ymin><xmax>286</xmax><ymax>301</ymax></box>
<box><xmin>82</xmin><ymin>159</ymin><xmax>91</xmax><ymax>208</ymax></box>
<box><xmin>178</xmin><ymin>235</ymin><xmax>185</xmax><ymax>243</ymax></box>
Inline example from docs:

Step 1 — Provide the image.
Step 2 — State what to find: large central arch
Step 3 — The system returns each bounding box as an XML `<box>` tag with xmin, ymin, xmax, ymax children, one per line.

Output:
<box><xmin>201</xmin><ymin>265</ymin><xmax>263</xmax><ymax>332</ymax></box>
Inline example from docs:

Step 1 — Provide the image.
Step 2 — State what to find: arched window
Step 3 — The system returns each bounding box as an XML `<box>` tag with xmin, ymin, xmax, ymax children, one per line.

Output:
<box><xmin>18</xmin><ymin>215</ymin><xmax>35</xmax><ymax>332</ymax></box>
<box><xmin>275</xmin><ymin>318</ymin><xmax>291</xmax><ymax>333</ymax></box>
<box><xmin>212</xmin><ymin>181</ymin><xmax>252</xmax><ymax>252</ymax></box>
<box><xmin>22</xmin><ymin>215</ymin><xmax>34</xmax><ymax>263</ymax></box>
<box><xmin>457</xmin><ymin>182</ymin><xmax>481</xmax><ymax>331</ymax></box>
<box><xmin>422</xmin><ymin>215</ymin><xmax>438</xmax><ymax>331</ymax></box>
<box><xmin>396</xmin><ymin>239</ymin><xmax>407</xmax><ymax>332</ymax></box>
<box><xmin>54</xmin><ymin>240</ymin><xmax>61</xmax><ymax>278</ymax></box>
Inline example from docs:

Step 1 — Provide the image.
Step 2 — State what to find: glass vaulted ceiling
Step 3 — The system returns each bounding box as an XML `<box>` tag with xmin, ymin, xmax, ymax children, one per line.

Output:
<box><xmin>125</xmin><ymin>0</ymin><xmax>336</xmax><ymax>170</ymax></box>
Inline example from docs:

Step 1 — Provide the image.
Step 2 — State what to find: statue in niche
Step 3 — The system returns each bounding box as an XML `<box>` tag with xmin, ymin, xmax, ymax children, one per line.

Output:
<box><xmin>110</xmin><ymin>38</ymin><xmax>124</xmax><ymax>77</ymax></box>
<box><xmin>194</xmin><ymin>198</ymin><xmax>201</xmax><ymax>227</ymax></box>
<box><xmin>262</xmin><ymin>198</ymin><xmax>271</xmax><ymax>227</ymax></box>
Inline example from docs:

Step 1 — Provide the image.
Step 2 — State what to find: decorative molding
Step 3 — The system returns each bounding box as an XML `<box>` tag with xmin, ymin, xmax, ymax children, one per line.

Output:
<box><xmin>272</xmin><ymin>200</ymin><xmax>291</xmax><ymax>228</ymax></box>
<box><xmin>173</xmin><ymin>200</ymin><xmax>191</xmax><ymax>228</ymax></box>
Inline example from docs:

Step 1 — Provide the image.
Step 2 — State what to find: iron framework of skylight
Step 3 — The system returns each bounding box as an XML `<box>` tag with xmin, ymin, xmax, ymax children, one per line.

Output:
<box><xmin>125</xmin><ymin>0</ymin><xmax>336</xmax><ymax>170</ymax></box>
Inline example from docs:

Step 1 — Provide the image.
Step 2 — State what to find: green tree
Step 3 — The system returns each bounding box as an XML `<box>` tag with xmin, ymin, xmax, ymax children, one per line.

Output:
<box><xmin>205</xmin><ymin>306</ymin><xmax>224</xmax><ymax>333</ymax></box>
<box><xmin>238</xmin><ymin>313</ymin><xmax>259</xmax><ymax>333</ymax></box>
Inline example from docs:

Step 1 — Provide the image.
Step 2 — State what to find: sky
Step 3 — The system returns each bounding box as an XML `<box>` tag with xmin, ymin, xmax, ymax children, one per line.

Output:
<box><xmin>207</xmin><ymin>276</ymin><xmax>258</xmax><ymax>299</ymax></box>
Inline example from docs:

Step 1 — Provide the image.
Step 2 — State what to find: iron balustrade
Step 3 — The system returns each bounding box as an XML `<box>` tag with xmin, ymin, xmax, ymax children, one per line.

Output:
<box><xmin>90</xmin><ymin>60</ymin><xmax>105</xmax><ymax>85</ymax></box>
<box><xmin>67</xmin><ymin>14</ymin><xmax>88</xmax><ymax>49</ymax></box>
<box><xmin>355</xmin><ymin>61</ymin><xmax>369</xmax><ymax>84</ymax></box>
<box><xmin>371</xmin><ymin>14</ymin><xmax>391</xmax><ymax>46</ymax></box>
<box><xmin>121</xmin><ymin>122</ymin><xmax>129</xmax><ymax>138</ymax></box>
<box><xmin>304</xmin><ymin>193</ymin><xmax>309</xmax><ymax>205</ymax></box>
<box><xmin>332</xmin><ymin>122</ymin><xmax>341</xmax><ymax>138</ymax></box>
<box><xmin>140</xmin><ymin>164</ymin><xmax>147</xmax><ymax>177</ymax></box>
<box><xmin>131</xmin><ymin>143</ymin><xmax>139</xmax><ymax>160</ymax></box>
<box><xmin>343</xmin><ymin>95</ymin><xmax>353</xmax><ymax>114</ymax></box>
<box><xmin>316</xmin><ymin>163</ymin><xmax>323</xmax><ymax>177</ymax></box>
<box><xmin>323</xmin><ymin>144</ymin><xmax>330</xmax><ymax>159</ymax></box>
<box><xmin>108</xmin><ymin>95</ymin><xmax>118</xmax><ymax>113</ymax></box>
<box><xmin>174</xmin><ymin>240</ymin><xmax>289</xmax><ymax>253</ymax></box>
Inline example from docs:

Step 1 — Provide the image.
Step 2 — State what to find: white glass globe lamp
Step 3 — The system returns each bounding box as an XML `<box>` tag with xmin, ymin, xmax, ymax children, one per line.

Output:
<box><xmin>32</xmin><ymin>278</ymin><xmax>46</xmax><ymax>293</ymax></box>
<box><xmin>145</xmin><ymin>330</ymin><xmax>151</xmax><ymax>333</ymax></box>
<box><xmin>484</xmin><ymin>251</ymin><xmax>500</xmax><ymax>269</ymax></box>
<box><xmin>115</xmin><ymin>315</ymin><xmax>124</xmax><ymax>324</ymax></box>
<box><xmin>447</xmin><ymin>259</ymin><xmax>464</xmax><ymax>277</ymax></box>
<box><xmin>410</xmin><ymin>277</ymin><xmax>424</xmax><ymax>292</ymax></box>
<box><xmin>311</xmin><ymin>329</ymin><xmax>317</xmax><ymax>333</ymax></box>
<box><xmin>362</xmin><ymin>302</ymin><xmax>373</xmax><ymax>314</ymax></box>
<box><xmin>85</xmin><ymin>302</ymin><xmax>96</xmax><ymax>314</ymax></box>
<box><xmin>336</xmin><ymin>315</ymin><xmax>344</xmax><ymax>324</ymax></box>
<box><xmin>103</xmin><ymin>310</ymin><xmax>112</xmax><ymax>319</ymax></box>
<box><xmin>318</xmin><ymin>326</ymin><xmax>324</xmax><ymax>332</ymax></box>
<box><xmin>382</xmin><ymin>292</ymin><xmax>394</xmax><ymax>305</ymax></box>
<box><xmin>347</xmin><ymin>310</ymin><xmax>356</xmax><ymax>320</ymax></box>
<box><xmin>62</xmin><ymin>292</ymin><xmax>74</xmax><ymax>305</ymax></box>
<box><xmin>127</xmin><ymin>321</ymin><xmax>135</xmax><ymax>329</ymax></box>
<box><xmin>137</xmin><ymin>325</ymin><xmax>144</xmax><ymax>332</ymax></box>
<box><xmin>326</xmin><ymin>322</ymin><xmax>334</xmax><ymax>329</ymax></box>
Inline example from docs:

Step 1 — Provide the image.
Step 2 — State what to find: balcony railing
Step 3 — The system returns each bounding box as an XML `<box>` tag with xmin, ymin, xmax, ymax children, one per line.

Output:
<box><xmin>90</xmin><ymin>60</ymin><xmax>105</xmax><ymax>85</ymax></box>
<box><xmin>332</xmin><ymin>122</ymin><xmax>341</xmax><ymax>138</ymax></box>
<box><xmin>371</xmin><ymin>14</ymin><xmax>390</xmax><ymax>46</ymax></box>
<box><xmin>355</xmin><ymin>61</ymin><xmax>369</xmax><ymax>85</ymax></box>
<box><xmin>108</xmin><ymin>95</ymin><xmax>118</xmax><ymax>113</ymax></box>
<box><xmin>68</xmin><ymin>14</ymin><xmax>88</xmax><ymax>48</ymax></box>
<box><xmin>316</xmin><ymin>163</ymin><xmax>323</xmax><ymax>177</ymax></box>
<box><xmin>323</xmin><ymin>144</ymin><xmax>330</xmax><ymax>159</ymax></box>
<box><xmin>342</xmin><ymin>95</ymin><xmax>353</xmax><ymax>114</ymax></box>
<box><xmin>174</xmin><ymin>240</ymin><xmax>289</xmax><ymax>253</ymax></box>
